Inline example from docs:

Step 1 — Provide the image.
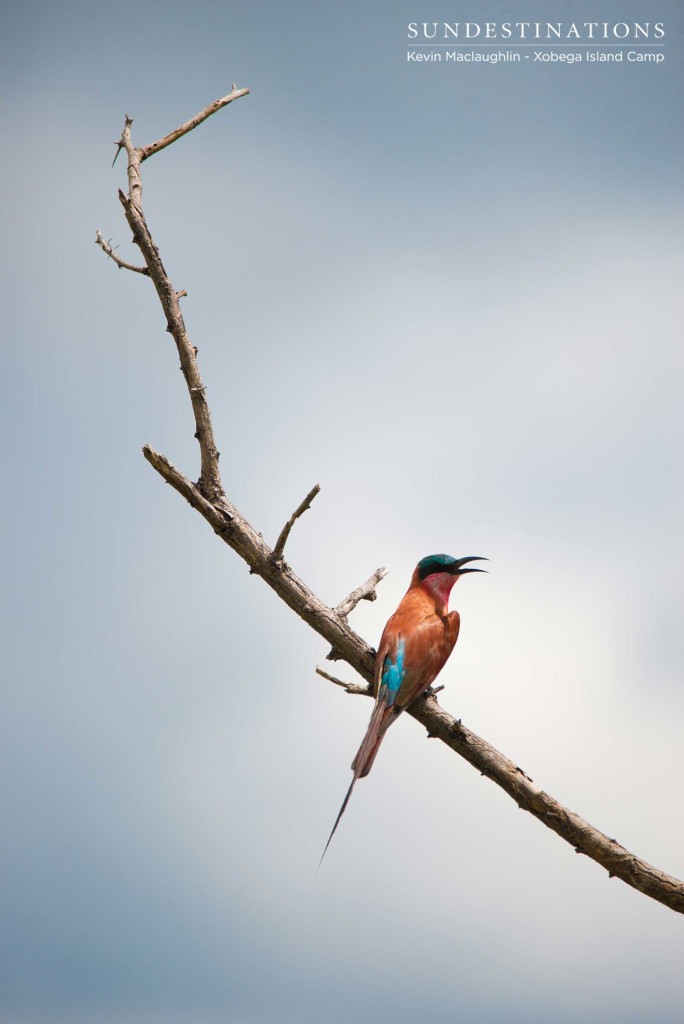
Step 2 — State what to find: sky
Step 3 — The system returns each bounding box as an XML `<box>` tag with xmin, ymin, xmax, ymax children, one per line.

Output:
<box><xmin>2</xmin><ymin>1</ymin><xmax>684</xmax><ymax>1022</ymax></box>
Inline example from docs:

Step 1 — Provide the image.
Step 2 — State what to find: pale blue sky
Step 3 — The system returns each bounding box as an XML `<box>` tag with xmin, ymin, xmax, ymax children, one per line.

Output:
<box><xmin>2</xmin><ymin>2</ymin><xmax>684</xmax><ymax>1022</ymax></box>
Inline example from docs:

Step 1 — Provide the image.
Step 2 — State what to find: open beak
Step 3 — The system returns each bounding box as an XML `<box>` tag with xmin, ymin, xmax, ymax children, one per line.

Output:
<box><xmin>452</xmin><ymin>556</ymin><xmax>488</xmax><ymax>575</ymax></box>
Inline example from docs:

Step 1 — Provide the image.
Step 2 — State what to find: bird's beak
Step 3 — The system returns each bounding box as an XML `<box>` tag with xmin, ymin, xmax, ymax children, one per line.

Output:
<box><xmin>452</xmin><ymin>556</ymin><xmax>488</xmax><ymax>575</ymax></box>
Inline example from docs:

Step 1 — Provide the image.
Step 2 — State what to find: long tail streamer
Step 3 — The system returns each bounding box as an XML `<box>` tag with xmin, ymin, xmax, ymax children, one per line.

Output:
<box><xmin>317</xmin><ymin>774</ymin><xmax>360</xmax><ymax>871</ymax></box>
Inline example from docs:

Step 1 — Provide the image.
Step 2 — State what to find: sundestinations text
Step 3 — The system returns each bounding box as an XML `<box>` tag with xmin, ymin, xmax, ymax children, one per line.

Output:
<box><xmin>407</xmin><ymin>22</ymin><xmax>664</xmax><ymax>40</ymax></box>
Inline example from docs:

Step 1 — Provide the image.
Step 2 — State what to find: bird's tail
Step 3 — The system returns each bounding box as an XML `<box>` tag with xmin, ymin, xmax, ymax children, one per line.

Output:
<box><xmin>318</xmin><ymin>692</ymin><xmax>399</xmax><ymax>869</ymax></box>
<box><xmin>351</xmin><ymin>694</ymin><xmax>399</xmax><ymax>778</ymax></box>
<box><xmin>317</xmin><ymin>772</ymin><xmax>360</xmax><ymax>871</ymax></box>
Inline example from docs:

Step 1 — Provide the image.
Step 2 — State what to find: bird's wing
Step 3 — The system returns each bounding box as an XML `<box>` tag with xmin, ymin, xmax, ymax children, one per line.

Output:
<box><xmin>352</xmin><ymin>611</ymin><xmax>458</xmax><ymax>778</ymax></box>
<box><xmin>347</xmin><ymin>630</ymin><xmax>409</xmax><ymax>780</ymax></box>
<box><xmin>392</xmin><ymin>610</ymin><xmax>460</xmax><ymax>708</ymax></box>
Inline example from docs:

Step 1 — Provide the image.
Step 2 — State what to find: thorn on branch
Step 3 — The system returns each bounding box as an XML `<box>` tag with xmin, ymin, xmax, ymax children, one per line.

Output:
<box><xmin>177</xmin><ymin>290</ymin><xmax>188</xmax><ymax>299</ymax></box>
<box><xmin>335</xmin><ymin>566</ymin><xmax>388</xmax><ymax>619</ymax></box>
<box><xmin>95</xmin><ymin>229</ymin><xmax>149</xmax><ymax>275</ymax></box>
<box><xmin>451</xmin><ymin>719</ymin><xmax>467</xmax><ymax>742</ymax></box>
<box><xmin>272</xmin><ymin>484</ymin><xmax>320</xmax><ymax>563</ymax></box>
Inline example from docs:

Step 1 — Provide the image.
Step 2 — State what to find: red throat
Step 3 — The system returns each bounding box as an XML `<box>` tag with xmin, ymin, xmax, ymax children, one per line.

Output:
<box><xmin>420</xmin><ymin>572</ymin><xmax>456</xmax><ymax>613</ymax></box>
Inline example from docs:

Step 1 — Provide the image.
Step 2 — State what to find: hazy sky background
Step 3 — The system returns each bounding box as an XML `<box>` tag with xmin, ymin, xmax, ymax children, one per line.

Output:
<box><xmin>2</xmin><ymin>1</ymin><xmax>684</xmax><ymax>1022</ymax></box>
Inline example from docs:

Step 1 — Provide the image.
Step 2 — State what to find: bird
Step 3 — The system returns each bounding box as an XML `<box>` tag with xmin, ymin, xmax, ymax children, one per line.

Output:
<box><xmin>319</xmin><ymin>553</ymin><xmax>486</xmax><ymax>866</ymax></box>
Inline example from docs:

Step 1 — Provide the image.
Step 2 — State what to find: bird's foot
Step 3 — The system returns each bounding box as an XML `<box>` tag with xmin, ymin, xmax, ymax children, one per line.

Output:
<box><xmin>424</xmin><ymin>684</ymin><xmax>445</xmax><ymax>699</ymax></box>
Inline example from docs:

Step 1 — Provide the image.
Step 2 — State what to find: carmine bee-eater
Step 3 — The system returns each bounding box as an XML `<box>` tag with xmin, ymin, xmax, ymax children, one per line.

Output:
<box><xmin>320</xmin><ymin>553</ymin><xmax>487</xmax><ymax>865</ymax></box>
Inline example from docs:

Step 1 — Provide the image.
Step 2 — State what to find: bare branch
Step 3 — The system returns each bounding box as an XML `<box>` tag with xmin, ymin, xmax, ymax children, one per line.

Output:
<box><xmin>316</xmin><ymin>666</ymin><xmax>370</xmax><ymax>697</ymax></box>
<box><xmin>143</xmin><ymin>443</ymin><xmax>684</xmax><ymax>913</ymax></box>
<box><xmin>272</xmin><ymin>484</ymin><xmax>321</xmax><ymax>563</ymax></box>
<box><xmin>106</xmin><ymin>91</ymin><xmax>246</xmax><ymax>497</ymax></box>
<box><xmin>139</xmin><ymin>86</ymin><xmax>250</xmax><ymax>162</ymax></box>
<box><xmin>335</xmin><ymin>566</ymin><xmax>388</xmax><ymax>619</ymax></box>
<box><xmin>114</xmin><ymin>116</ymin><xmax>141</xmax><ymax>209</ymax></box>
<box><xmin>95</xmin><ymin>230</ymin><xmax>149</xmax><ymax>275</ymax></box>
<box><xmin>121</xmin><ymin>187</ymin><xmax>222</xmax><ymax>499</ymax></box>
<box><xmin>407</xmin><ymin>696</ymin><xmax>684</xmax><ymax>913</ymax></box>
<box><xmin>100</xmin><ymin>89</ymin><xmax>684</xmax><ymax>917</ymax></box>
<box><xmin>141</xmin><ymin>444</ymin><xmax>377</xmax><ymax>677</ymax></box>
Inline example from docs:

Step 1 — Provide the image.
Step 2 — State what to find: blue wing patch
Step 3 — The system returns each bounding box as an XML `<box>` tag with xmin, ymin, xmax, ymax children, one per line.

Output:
<box><xmin>381</xmin><ymin>637</ymin><xmax>406</xmax><ymax>706</ymax></box>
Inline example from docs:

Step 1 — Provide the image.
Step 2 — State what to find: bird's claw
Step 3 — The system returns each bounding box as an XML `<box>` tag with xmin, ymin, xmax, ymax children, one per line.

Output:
<box><xmin>425</xmin><ymin>684</ymin><xmax>445</xmax><ymax>699</ymax></box>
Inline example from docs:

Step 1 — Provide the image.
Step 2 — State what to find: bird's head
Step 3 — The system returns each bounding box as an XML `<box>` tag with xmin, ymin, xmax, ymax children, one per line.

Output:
<box><xmin>412</xmin><ymin>553</ymin><xmax>487</xmax><ymax>610</ymax></box>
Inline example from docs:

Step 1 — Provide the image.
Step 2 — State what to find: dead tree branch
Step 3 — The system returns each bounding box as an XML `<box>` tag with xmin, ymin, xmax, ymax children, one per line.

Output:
<box><xmin>139</xmin><ymin>86</ymin><xmax>249</xmax><ymax>162</ymax></box>
<box><xmin>94</xmin><ymin>230</ymin><xmax>149</xmax><ymax>274</ymax></box>
<box><xmin>98</xmin><ymin>87</ymin><xmax>684</xmax><ymax>916</ymax></box>
<box><xmin>335</xmin><ymin>566</ymin><xmax>388</xmax><ymax>619</ymax></box>
<box><xmin>141</xmin><ymin>445</ymin><xmax>376</xmax><ymax>674</ymax></box>
<box><xmin>273</xmin><ymin>484</ymin><xmax>321</xmax><ymax>563</ymax></box>
<box><xmin>316</xmin><ymin>666</ymin><xmax>371</xmax><ymax>697</ymax></box>
<box><xmin>107</xmin><ymin>98</ymin><xmax>237</xmax><ymax>502</ymax></box>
